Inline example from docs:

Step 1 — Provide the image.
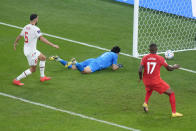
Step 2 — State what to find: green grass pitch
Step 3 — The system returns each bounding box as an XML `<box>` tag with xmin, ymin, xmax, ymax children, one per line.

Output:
<box><xmin>0</xmin><ymin>0</ymin><xmax>196</xmax><ymax>131</ymax></box>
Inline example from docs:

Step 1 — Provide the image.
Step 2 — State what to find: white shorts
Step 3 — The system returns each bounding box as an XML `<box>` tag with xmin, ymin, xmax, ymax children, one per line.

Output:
<box><xmin>25</xmin><ymin>50</ymin><xmax>41</xmax><ymax>66</ymax></box>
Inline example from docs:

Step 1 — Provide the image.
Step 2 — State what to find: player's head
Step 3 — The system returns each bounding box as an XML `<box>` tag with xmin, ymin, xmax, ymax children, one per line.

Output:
<box><xmin>111</xmin><ymin>46</ymin><xmax>120</xmax><ymax>54</ymax></box>
<box><xmin>30</xmin><ymin>14</ymin><xmax>38</xmax><ymax>25</ymax></box>
<box><xmin>149</xmin><ymin>43</ymin><xmax>157</xmax><ymax>54</ymax></box>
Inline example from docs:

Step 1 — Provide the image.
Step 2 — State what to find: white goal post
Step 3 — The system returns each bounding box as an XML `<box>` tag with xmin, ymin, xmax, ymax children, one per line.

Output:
<box><xmin>132</xmin><ymin>0</ymin><xmax>196</xmax><ymax>57</ymax></box>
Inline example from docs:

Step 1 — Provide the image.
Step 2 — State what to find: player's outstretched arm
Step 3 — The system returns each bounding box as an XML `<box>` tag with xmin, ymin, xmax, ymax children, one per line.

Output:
<box><xmin>138</xmin><ymin>65</ymin><xmax>144</xmax><ymax>80</ymax></box>
<box><xmin>14</xmin><ymin>35</ymin><xmax>23</xmax><ymax>50</ymax></box>
<box><xmin>112</xmin><ymin>64</ymin><xmax>123</xmax><ymax>70</ymax></box>
<box><xmin>39</xmin><ymin>36</ymin><xmax>59</xmax><ymax>49</ymax></box>
<box><xmin>166</xmin><ymin>64</ymin><xmax>180</xmax><ymax>71</ymax></box>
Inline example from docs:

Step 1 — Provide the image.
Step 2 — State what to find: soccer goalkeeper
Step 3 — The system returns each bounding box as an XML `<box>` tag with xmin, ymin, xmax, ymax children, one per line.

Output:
<box><xmin>49</xmin><ymin>46</ymin><xmax>123</xmax><ymax>74</ymax></box>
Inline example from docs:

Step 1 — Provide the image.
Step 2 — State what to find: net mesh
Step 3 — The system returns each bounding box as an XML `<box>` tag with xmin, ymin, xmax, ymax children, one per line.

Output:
<box><xmin>138</xmin><ymin>1</ymin><xmax>196</xmax><ymax>55</ymax></box>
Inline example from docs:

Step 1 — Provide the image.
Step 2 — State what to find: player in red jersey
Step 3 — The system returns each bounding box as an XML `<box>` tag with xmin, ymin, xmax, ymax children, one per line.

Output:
<box><xmin>138</xmin><ymin>43</ymin><xmax>183</xmax><ymax>117</ymax></box>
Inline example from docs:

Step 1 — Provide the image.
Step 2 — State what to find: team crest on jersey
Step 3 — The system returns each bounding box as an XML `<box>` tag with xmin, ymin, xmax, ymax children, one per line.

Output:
<box><xmin>37</xmin><ymin>30</ymin><xmax>40</xmax><ymax>33</ymax></box>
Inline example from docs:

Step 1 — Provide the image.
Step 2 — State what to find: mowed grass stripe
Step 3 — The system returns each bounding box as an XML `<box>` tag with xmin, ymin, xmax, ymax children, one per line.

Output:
<box><xmin>0</xmin><ymin>92</ymin><xmax>140</xmax><ymax>131</ymax></box>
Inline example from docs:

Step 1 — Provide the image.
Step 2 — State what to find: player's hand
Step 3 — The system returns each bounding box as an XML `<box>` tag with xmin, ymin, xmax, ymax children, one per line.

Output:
<box><xmin>137</xmin><ymin>79</ymin><xmax>142</xmax><ymax>88</ymax></box>
<box><xmin>173</xmin><ymin>64</ymin><xmax>180</xmax><ymax>69</ymax></box>
<box><xmin>53</xmin><ymin>44</ymin><xmax>59</xmax><ymax>49</ymax></box>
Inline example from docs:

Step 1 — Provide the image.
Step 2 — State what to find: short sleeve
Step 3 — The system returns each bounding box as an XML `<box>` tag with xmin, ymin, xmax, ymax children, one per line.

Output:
<box><xmin>112</xmin><ymin>54</ymin><xmax>118</xmax><ymax>65</ymax></box>
<box><xmin>161</xmin><ymin>57</ymin><xmax>168</xmax><ymax>67</ymax></box>
<box><xmin>34</xmin><ymin>27</ymin><xmax>42</xmax><ymax>38</ymax></box>
<box><xmin>20</xmin><ymin>28</ymin><xmax>25</xmax><ymax>37</ymax></box>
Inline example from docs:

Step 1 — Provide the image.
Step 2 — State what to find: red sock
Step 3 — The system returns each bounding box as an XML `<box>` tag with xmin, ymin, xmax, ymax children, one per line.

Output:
<box><xmin>169</xmin><ymin>92</ymin><xmax>176</xmax><ymax>113</ymax></box>
<box><xmin>145</xmin><ymin>90</ymin><xmax>153</xmax><ymax>104</ymax></box>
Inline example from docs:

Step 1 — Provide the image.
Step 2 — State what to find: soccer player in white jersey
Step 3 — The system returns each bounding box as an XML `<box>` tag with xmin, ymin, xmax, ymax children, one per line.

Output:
<box><xmin>13</xmin><ymin>14</ymin><xmax>59</xmax><ymax>86</ymax></box>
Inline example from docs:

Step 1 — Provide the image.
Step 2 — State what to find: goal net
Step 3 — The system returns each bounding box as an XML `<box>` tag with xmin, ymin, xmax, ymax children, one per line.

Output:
<box><xmin>132</xmin><ymin>0</ymin><xmax>196</xmax><ymax>57</ymax></box>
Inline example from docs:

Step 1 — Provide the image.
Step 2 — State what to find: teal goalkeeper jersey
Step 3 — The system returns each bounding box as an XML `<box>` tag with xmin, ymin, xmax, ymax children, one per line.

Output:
<box><xmin>95</xmin><ymin>52</ymin><xmax>118</xmax><ymax>69</ymax></box>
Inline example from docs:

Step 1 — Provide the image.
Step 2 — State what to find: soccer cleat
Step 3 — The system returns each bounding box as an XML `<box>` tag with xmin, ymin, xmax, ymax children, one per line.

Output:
<box><xmin>65</xmin><ymin>58</ymin><xmax>77</xmax><ymax>68</ymax></box>
<box><xmin>40</xmin><ymin>76</ymin><xmax>51</xmax><ymax>82</ymax></box>
<box><xmin>172</xmin><ymin>112</ymin><xmax>183</xmax><ymax>117</ymax></box>
<box><xmin>143</xmin><ymin>103</ymin><xmax>149</xmax><ymax>112</ymax></box>
<box><xmin>13</xmin><ymin>79</ymin><xmax>24</xmax><ymax>86</ymax></box>
<box><xmin>49</xmin><ymin>56</ymin><xmax>59</xmax><ymax>61</ymax></box>
<box><xmin>71</xmin><ymin>58</ymin><xmax>77</xmax><ymax>65</ymax></box>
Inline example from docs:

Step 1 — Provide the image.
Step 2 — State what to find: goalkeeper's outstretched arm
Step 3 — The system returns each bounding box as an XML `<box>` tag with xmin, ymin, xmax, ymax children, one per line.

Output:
<box><xmin>112</xmin><ymin>64</ymin><xmax>123</xmax><ymax>70</ymax></box>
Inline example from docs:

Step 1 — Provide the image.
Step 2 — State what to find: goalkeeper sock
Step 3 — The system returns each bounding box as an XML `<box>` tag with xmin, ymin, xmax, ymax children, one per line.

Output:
<box><xmin>76</xmin><ymin>63</ymin><xmax>84</xmax><ymax>72</ymax></box>
<box><xmin>59</xmin><ymin>59</ymin><xmax>67</xmax><ymax>66</ymax></box>
<box><xmin>169</xmin><ymin>92</ymin><xmax>176</xmax><ymax>113</ymax></box>
<box><xmin>16</xmin><ymin>69</ymin><xmax>32</xmax><ymax>80</ymax></box>
<box><xmin>145</xmin><ymin>90</ymin><xmax>153</xmax><ymax>104</ymax></box>
<box><xmin>68</xmin><ymin>65</ymin><xmax>72</xmax><ymax>69</ymax></box>
<box><xmin>39</xmin><ymin>61</ymin><xmax>45</xmax><ymax>77</ymax></box>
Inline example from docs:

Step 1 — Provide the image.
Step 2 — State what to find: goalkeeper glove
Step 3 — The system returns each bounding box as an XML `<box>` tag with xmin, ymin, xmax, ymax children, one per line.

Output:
<box><xmin>117</xmin><ymin>64</ymin><xmax>123</xmax><ymax>68</ymax></box>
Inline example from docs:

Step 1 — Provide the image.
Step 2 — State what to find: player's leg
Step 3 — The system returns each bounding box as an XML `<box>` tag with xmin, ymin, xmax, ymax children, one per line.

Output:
<box><xmin>49</xmin><ymin>56</ymin><xmax>74</xmax><ymax>68</ymax></box>
<box><xmin>164</xmin><ymin>88</ymin><xmax>176</xmax><ymax>113</ymax></box>
<box><xmin>13</xmin><ymin>53</ymin><xmax>37</xmax><ymax>86</ymax></box>
<box><xmin>71</xmin><ymin>65</ymin><xmax>77</xmax><ymax>70</ymax></box>
<box><xmin>75</xmin><ymin>63</ymin><xmax>85</xmax><ymax>72</ymax></box>
<box><xmin>82</xmin><ymin>61</ymin><xmax>100</xmax><ymax>74</ymax></box>
<box><xmin>154</xmin><ymin>80</ymin><xmax>183</xmax><ymax>117</ymax></box>
<box><xmin>59</xmin><ymin>59</ymin><xmax>68</xmax><ymax>66</ymax></box>
<box><xmin>82</xmin><ymin>66</ymin><xmax>92</xmax><ymax>74</ymax></box>
<box><xmin>143</xmin><ymin>86</ymin><xmax>153</xmax><ymax>112</ymax></box>
<box><xmin>164</xmin><ymin>88</ymin><xmax>183</xmax><ymax>117</ymax></box>
<box><xmin>75</xmin><ymin>59</ymin><xmax>94</xmax><ymax>72</ymax></box>
<box><xmin>13</xmin><ymin>68</ymin><xmax>33</xmax><ymax>86</ymax></box>
<box><xmin>38</xmin><ymin>52</ymin><xmax>51</xmax><ymax>82</ymax></box>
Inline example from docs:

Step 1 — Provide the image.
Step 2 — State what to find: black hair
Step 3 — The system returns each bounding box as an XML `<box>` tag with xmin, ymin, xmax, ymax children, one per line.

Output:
<box><xmin>149</xmin><ymin>43</ymin><xmax>157</xmax><ymax>49</ymax></box>
<box><xmin>149</xmin><ymin>43</ymin><xmax>158</xmax><ymax>53</ymax></box>
<box><xmin>111</xmin><ymin>46</ymin><xmax>120</xmax><ymax>53</ymax></box>
<box><xmin>30</xmin><ymin>14</ymin><xmax>38</xmax><ymax>21</ymax></box>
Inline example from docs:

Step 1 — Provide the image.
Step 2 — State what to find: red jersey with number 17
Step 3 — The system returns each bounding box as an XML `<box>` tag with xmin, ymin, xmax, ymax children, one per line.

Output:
<box><xmin>141</xmin><ymin>54</ymin><xmax>168</xmax><ymax>84</ymax></box>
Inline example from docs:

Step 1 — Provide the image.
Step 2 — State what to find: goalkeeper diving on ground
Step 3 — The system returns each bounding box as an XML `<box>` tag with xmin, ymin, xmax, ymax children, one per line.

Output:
<box><xmin>49</xmin><ymin>46</ymin><xmax>123</xmax><ymax>74</ymax></box>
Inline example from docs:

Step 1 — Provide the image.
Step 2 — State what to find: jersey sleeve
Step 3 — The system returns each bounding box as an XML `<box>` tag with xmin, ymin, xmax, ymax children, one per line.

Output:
<box><xmin>112</xmin><ymin>54</ymin><xmax>118</xmax><ymax>65</ymax></box>
<box><xmin>34</xmin><ymin>27</ymin><xmax>42</xmax><ymax>38</ymax></box>
<box><xmin>161</xmin><ymin>57</ymin><xmax>168</xmax><ymax>67</ymax></box>
<box><xmin>20</xmin><ymin>28</ymin><xmax>25</xmax><ymax>37</ymax></box>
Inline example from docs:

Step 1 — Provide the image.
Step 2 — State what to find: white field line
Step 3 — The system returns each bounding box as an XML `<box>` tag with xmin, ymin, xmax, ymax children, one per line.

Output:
<box><xmin>139</xmin><ymin>48</ymin><xmax>196</xmax><ymax>56</ymax></box>
<box><xmin>0</xmin><ymin>22</ymin><xmax>130</xmax><ymax>57</ymax></box>
<box><xmin>0</xmin><ymin>92</ymin><xmax>140</xmax><ymax>131</ymax></box>
<box><xmin>179</xmin><ymin>67</ymin><xmax>196</xmax><ymax>74</ymax></box>
<box><xmin>0</xmin><ymin>21</ymin><xmax>195</xmax><ymax>74</ymax></box>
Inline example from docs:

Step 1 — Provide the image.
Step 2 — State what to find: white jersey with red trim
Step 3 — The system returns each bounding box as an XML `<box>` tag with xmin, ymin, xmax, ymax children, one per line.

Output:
<box><xmin>20</xmin><ymin>24</ymin><xmax>42</xmax><ymax>55</ymax></box>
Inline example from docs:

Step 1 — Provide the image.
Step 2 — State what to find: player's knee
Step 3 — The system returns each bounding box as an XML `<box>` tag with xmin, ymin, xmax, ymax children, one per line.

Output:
<box><xmin>39</xmin><ymin>54</ymin><xmax>46</xmax><ymax>61</ymax></box>
<box><xmin>72</xmin><ymin>65</ymin><xmax>77</xmax><ymax>70</ymax></box>
<box><xmin>30</xmin><ymin>67</ymin><xmax>36</xmax><ymax>72</ymax></box>
<box><xmin>83</xmin><ymin>67</ymin><xmax>92</xmax><ymax>74</ymax></box>
<box><xmin>42</xmin><ymin>56</ymin><xmax>46</xmax><ymax>61</ymax></box>
<box><xmin>164</xmin><ymin>88</ymin><xmax>173</xmax><ymax>95</ymax></box>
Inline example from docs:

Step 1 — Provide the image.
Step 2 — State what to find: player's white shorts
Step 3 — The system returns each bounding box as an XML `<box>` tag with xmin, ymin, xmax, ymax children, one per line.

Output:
<box><xmin>25</xmin><ymin>50</ymin><xmax>41</xmax><ymax>66</ymax></box>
